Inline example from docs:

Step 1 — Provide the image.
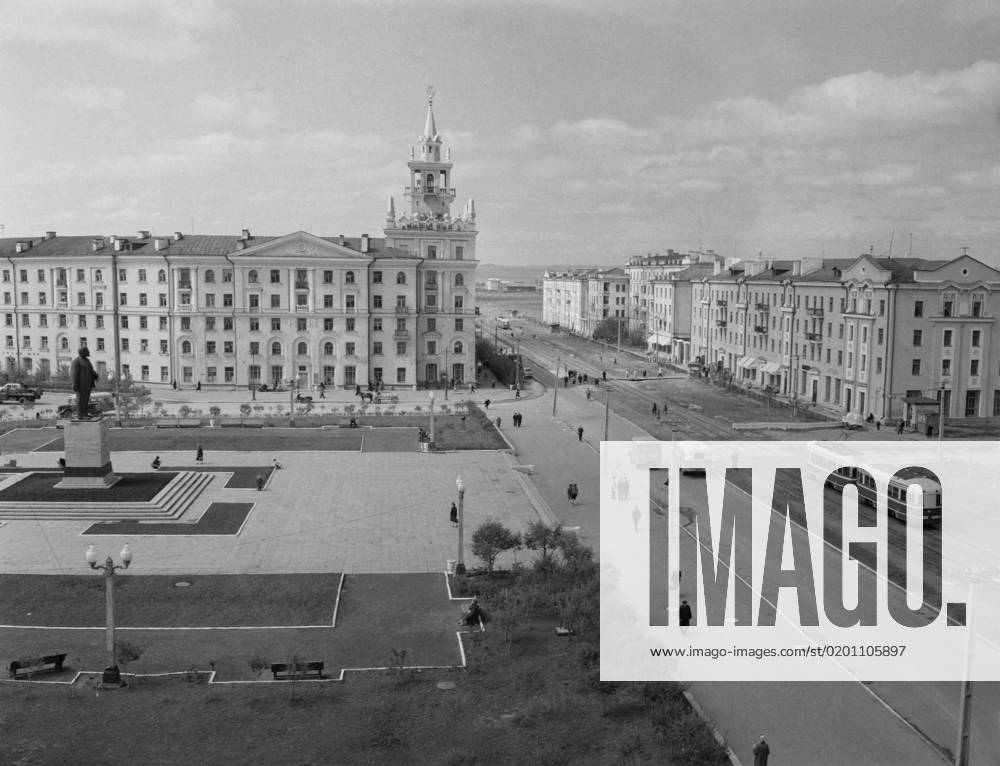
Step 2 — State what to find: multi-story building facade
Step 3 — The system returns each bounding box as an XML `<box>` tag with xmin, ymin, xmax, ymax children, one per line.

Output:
<box><xmin>0</xmin><ymin>93</ymin><xmax>478</xmax><ymax>391</ymax></box>
<box><xmin>583</xmin><ymin>268</ymin><xmax>628</xmax><ymax>337</ymax></box>
<box><xmin>648</xmin><ymin>263</ymin><xmax>714</xmax><ymax>365</ymax></box>
<box><xmin>624</xmin><ymin>251</ymin><xmax>692</xmax><ymax>335</ymax></box>
<box><xmin>542</xmin><ymin>270</ymin><xmax>589</xmax><ymax>334</ymax></box>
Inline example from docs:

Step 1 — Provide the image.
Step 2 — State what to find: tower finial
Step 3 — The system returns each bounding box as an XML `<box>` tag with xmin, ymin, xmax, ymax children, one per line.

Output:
<box><xmin>426</xmin><ymin>85</ymin><xmax>435</xmax><ymax>105</ymax></box>
<box><xmin>423</xmin><ymin>86</ymin><xmax>438</xmax><ymax>139</ymax></box>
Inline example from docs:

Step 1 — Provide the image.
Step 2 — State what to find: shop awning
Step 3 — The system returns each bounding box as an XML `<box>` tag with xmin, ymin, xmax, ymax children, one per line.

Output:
<box><xmin>901</xmin><ymin>395</ymin><xmax>939</xmax><ymax>406</ymax></box>
<box><xmin>736</xmin><ymin>355</ymin><xmax>760</xmax><ymax>369</ymax></box>
<box><xmin>762</xmin><ymin>362</ymin><xmax>783</xmax><ymax>374</ymax></box>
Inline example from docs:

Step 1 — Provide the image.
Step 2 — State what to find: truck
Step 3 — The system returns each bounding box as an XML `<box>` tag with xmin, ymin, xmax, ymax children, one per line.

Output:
<box><xmin>0</xmin><ymin>382</ymin><xmax>43</xmax><ymax>403</ymax></box>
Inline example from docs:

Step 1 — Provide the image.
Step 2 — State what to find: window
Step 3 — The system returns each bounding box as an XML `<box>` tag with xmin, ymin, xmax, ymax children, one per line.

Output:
<box><xmin>181</xmin><ymin>317</ymin><xmax>190</xmax><ymax>331</ymax></box>
<box><xmin>396</xmin><ymin>342</ymin><xmax>406</xmax><ymax>355</ymax></box>
<box><xmin>427</xmin><ymin>318</ymin><xmax>436</xmax><ymax>332</ymax></box>
<box><xmin>39</xmin><ymin>315</ymin><xmax>47</xmax><ymax>327</ymax></box>
<box><xmin>345</xmin><ymin>271</ymin><xmax>355</xmax><ymax>285</ymax></box>
<box><xmin>427</xmin><ymin>245</ymin><xmax>437</xmax><ymax>259</ymax></box>
<box><xmin>373</xmin><ymin>318</ymin><xmax>382</xmax><ymax>332</ymax></box>
<box><xmin>297</xmin><ymin>318</ymin><xmax>307</xmax><ymax>331</ymax></box>
<box><xmin>345</xmin><ymin>295</ymin><xmax>355</xmax><ymax>312</ymax></box>
<box><xmin>206</xmin><ymin>341</ymin><xmax>217</xmax><ymax>354</ymax></box>
<box><xmin>943</xmin><ymin>299</ymin><xmax>953</xmax><ymax>317</ymax></box>
<box><xmin>838</xmin><ymin>324</ymin><xmax>844</xmax><ymax>339</ymax></box>
<box><xmin>77</xmin><ymin>293</ymin><xmax>87</xmax><ymax>306</ymax></box>
<box><xmin>223</xmin><ymin>293</ymin><xmax>233</xmax><ymax>307</ymax></box>
<box><xmin>249</xmin><ymin>318</ymin><xmax>260</xmax><ymax>331</ymax></box>
<box><xmin>455</xmin><ymin>273</ymin><xmax>464</xmax><ymax>287</ymax></box>
<box><xmin>973</xmin><ymin>298</ymin><xmax>983</xmax><ymax>318</ymax></box>
<box><xmin>297</xmin><ymin>342</ymin><xmax>307</xmax><ymax>355</ymax></box>
<box><xmin>427</xmin><ymin>340</ymin><xmax>437</xmax><ymax>355</ymax></box>
<box><xmin>944</xmin><ymin>329</ymin><xmax>953</xmax><ymax>347</ymax></box>
<box><xmin>396</xmin><ymin>272</ymin><xmax>406</xmax><ymax>284</ymax></box>
<box><xmin>120</xmin><ymin>316</ymin><xmax>129</xmax><ymax>329</ymax></box>
<box><xmin>373</xmin><ymin>295</ymin><xmax>383</xmax><ymax>309</ymax></box>
<box><xmin>96</xmin><ymin>315</ymin><xmax>103</xmax><ymax>328</ymax></box>
<box><xmin>37</xmin><ymin>292</ymin><xmax>45</xmax><ymax>305</ymax></box>
<box><xmin>837</xmin><ymin>350</ymin><xmax>843</xmax><ymax>365</ymax></box>
<box><xmin>971</xmin><ymin>359</ymin><xmax>980</xmax><ymax>376</ymax></box>
<box><xmin>455</xmin><ymin>246</ymin><xmax>464</xmax><ymax>260</ymax></box>
<box><xmin>248</xmin><ymin>270</ymin><xmax>259</xmax><ymax>284</ymax></box>
<box><xmin>396</xmin><ymin>367</ymin><xmax>406</xmax><ymax>383</ymax></box>
<box><xmin>876</xmin><ymin>357</ymin><xmax>883</xmax><ymax>374</ymax></box>
<box><xmin>249</xmin><ymin>341</ymin><xmax>260</xmax><ymax>355</ymax></box>
<box><xmin>271</xmin><ymin>318</ymin><xmax>281</xmax><ymax>331</ymax></box>
<box><xmin>160</xmin><ymin>340</ymin><xmax>168</xmax><ymax>353</ymax></box>
<box><xmin>76</xmin><ymin>269</ymin><xmax>85</xmax><ymax>283</ymax></box>
<box><xmin>373</xmin><ymin>341</ymin><xmax>383</xmax><ymax>355</ymax></box>
<box><xmin>205</xmin><ymin>270</ymin><xmax>215</xmax><ymax>283</ymax></box>
<box><xmin>323</xmin><ymin>318</ymin><xmax>333</xmax><ymax>331</ymax></box>
<box><xmin>911</xmin><ymin>359</ymin><xmax>921</xmax><ymax>375</ymax></box>
<box><xmin>223</xmin><ymin>341</ymin><xmax>233</xmax><ymax>354</ymax></box>
<box><xmin>223</xmin><ymin>269</ymin><xmax>233</xmax><ymax>283</ymax></box>
<box><xmin>453</xmin><ymin>341</ymin><xmax>463</xmax><ymax>354</ymax></box>
<box><xmin>159</xmin><ymin>294</ymin><xmax>167</xmax><ymax>307</ymax></box>
<box><xmin>157</xmin><ymin>269</ymin><xmax>166</xmax><ymax>283</ymax></box>
<box><xmin>271</xmin><ymin>342</ymin><xmax>282</xmax><ymax>356</ymax></box>
<box><xmin>270</xmin><ymin>269</ymin><xmax>280</xmax><ymax>284</ymax></box>
<box><xmin>972</xmin><ymin>330</ymin><xmax>981</xmax><ymax>347</ymax></box>
<box><xmin>346</xmin><ymin>342</ymin><xmax>356</xmax><ymax>356</ymax></box>
<box><xmin>879</xmin><ymin>300</ymin><xmax>885</xmax><ymax>316</ymax></box>
<box><xmin>139</xmin><ymin>316</ymin><xmax>147</xmax><ymax>330</ymax></box>
<box><xmin>942</xmin><ymin>359</ymin><xmax>951</xmax><ymax>376</ymax></box>
<box><xmin>159</xmin><ymin>317</ymin><xmax>168</xmax><ymax>331</ymax></box>
<box><xmin>118</xmin><ymin>268</ymin><xmax>127</xmax><ymax>283</ymax></box>
<box><xmin>914</xmin><ymin>301</ymin><xmax>923</xmax><ymax>317</ymax></box>
<box><xmin>455</xmin><ymin>318</ymin><xmax>463</xmax><ymax>331</ymax></box>
<box><xmin>373</xmin><ymin>271</ymin><xmax>383</xmax><ymax>284</ymax></box>
<box><xmin>270</xmin><ymin>295</ymin><xmax>280</xmax><ymax>309</ymax></box>
<box><xmin>17</xmin><ymin>270</ymin><xmax>25</xmax><ymax>283</ymax></box>
<box><xmin>323</xmin><ymin>270</ymin><xmax>333</xmax><ymax>284</ymax></box>
<box><xmin>913</xmin><ymin>329</ymin><xmax>922</xmax><ymax>347</ymax></box>
<box><xmin>181</xmin><ymin>340</ymin><xmax>192</xmax><ymax>354</ymax></box>
<box><xmin>323</xmin><ymin>341</ymin><xmax>334</xmax><ymax>355</ymax></box>
<box><xmin>323</xmin><ymin>295</ymin><xmax>333</xmax><ymax>308</ymax></box>
<box><xmin>223</xmin><ymin>317</ymin><xmax>233</xmax><ymax>331</ymax></box>
<box><xmin>205</xmin><ymin>294</ymin><xmax>215</xmax><ymax>307</ymax></box>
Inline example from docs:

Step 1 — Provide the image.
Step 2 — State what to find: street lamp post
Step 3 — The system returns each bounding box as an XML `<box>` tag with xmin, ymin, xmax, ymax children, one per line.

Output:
<box><xmin>552</xmin><ymin>355</ymin><xmax>560</xmax><ymax>416</ymax></box>
<box><xmin>429</xmin><ymin>390</ymin><xmax>435</xmax><ymax>445</ymax></box>
<box><xmin>288</xmin><ymin>379</ymin><xmax>296</xmax><ymax>427</ymax></box>
<box><xmin>604</xmin><ymin>385</ymin><xmax>612</xmax><ymax>441</ymax></box>
<box><xmin>250</xmin><ymin>350</ymin><xmax>257</xmax><ymax>401</ymax></box>
<box><xmin>86</xmin><ymin>543</ymin><xmax>132</xmax><ymax>685</ymax></box>
<box><xmin>939</xmin><ymin>384</ymin><xmax>946</xmax><ymax>442</ymax></box>
<box><xmin>455</xmin><ymin>475</ymin><xmax>466</xmax><ymax>575</ymax></box>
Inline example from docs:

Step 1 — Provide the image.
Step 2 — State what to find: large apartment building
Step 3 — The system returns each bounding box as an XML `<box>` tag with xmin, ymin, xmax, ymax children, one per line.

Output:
<box><xmin>541</xmin><ymin>267</ymin><xmax>627</xmax><ymax>335</ymax></box>
<box><xmin>0</xmin><ymin>93</ymin><xmax>478</xmax><ymax>391</ymax></box>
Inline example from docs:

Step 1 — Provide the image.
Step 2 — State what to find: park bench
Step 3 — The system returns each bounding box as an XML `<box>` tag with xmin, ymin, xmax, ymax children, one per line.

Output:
<box><xmin>373</xmin><ymin>395</ymin><xmax>399</xmax><ymax>405</ymax></box>
<box><xmin>9</xmin><ymin>653</ymin><xmax>67</xmax><ymax>679</ymax></box>
<box><xmin>270</xmin><ymin>661</ymin><xmax>324</xmax><ymax>680</ymax></box>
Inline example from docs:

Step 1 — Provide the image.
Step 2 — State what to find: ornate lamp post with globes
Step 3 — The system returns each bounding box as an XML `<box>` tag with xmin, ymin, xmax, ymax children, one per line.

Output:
<box><xmin>86</xmin><ymin>543</ymin><xmax>132</xmax><ymax>686</ymax></box>
<box><xmin>455</xmin><ymin>475</ymin><xmax>466</xmax><ymax>574</ymax></box>
<box><xmin>428</xmin><ymin>390</ymin><xmax>436</xmax><ymax>445</ymax></box>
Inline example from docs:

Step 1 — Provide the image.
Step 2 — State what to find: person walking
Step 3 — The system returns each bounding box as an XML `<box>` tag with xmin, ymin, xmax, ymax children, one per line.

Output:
<box><xmin>450</xmin><ymin>502</ymin><xmax>458</xmax><ymax>527</ymax></box>
<box><xmin>484</xmin><ymin>398</ymin><xmax>491</xmax><ymax>410</ymax></box>
<box><xmin>255</xmin><ymin>475</ymin><xmax>264</xmax><ymax>491</ymax></box>
<box><xmin>752</xmin><ymin>735</ymin><xmax>770</xmax><ymax>766</ymax></box>
<box><xmin>577</xmin><ymin>425</ymin><xmax>584</xmax><ymax>441</ymax></box>
<box><xmin>318</xmin><ymin>382</ymin><xmax>326</xmax><ymax>399</ymax></box>
<box><xmin>896</xmin><ymin>418</ymin><xmax>905</xmax><ymax>435</ymax></box>
<box><xmin>195</xmin><ymin>445</ymin><xmax>204</xmax><ymax>463</ymax></box>
<box><xmin>679</xmin><ymin>599</ymin><xmax>692</xmax><ymax>627</ymax></box>
<box><xmin>567</xmin><ymin>483</ymin><xmax>579</xmax><ymax>504</ymax></box>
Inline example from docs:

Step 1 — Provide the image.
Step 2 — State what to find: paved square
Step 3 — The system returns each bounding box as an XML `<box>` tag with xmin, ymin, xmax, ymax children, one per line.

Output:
<box><xmin>0</xmin><ymin>447</ymin><xmax>539</xmax><ymax>575</ymax></box>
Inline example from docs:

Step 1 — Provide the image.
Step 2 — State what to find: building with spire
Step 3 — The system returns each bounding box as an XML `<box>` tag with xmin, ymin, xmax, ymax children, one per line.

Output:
<box><xmin>0</xmin><ymin>90</ymin><xmax>478</xmax><ymax>392</ymax></box>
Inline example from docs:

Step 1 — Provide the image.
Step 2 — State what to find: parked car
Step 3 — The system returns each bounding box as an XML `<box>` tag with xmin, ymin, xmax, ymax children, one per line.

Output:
<box><xmin>58</xmin><ymin>392</ymin><xmax>115</xmax><ymax>419</ymax></box>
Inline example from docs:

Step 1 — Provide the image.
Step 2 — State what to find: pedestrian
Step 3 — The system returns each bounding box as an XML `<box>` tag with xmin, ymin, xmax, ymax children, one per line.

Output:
<box><xmin>319</xmin><ymin>382</ymin><xmax>326</xmax><ymax>399</ymax></box>
<box><xmin>752</xmin><ymin>735</ymin><xmax>770</xmax><ymax>766</ymax></box>
<box><xmin>255</xmin><ymin>475</ymin><xmax>264</xmax><ymax>491</ymax></box>
<box><xmin>195</xmin><ymin>445</ymin><xmax>204</xmax><ymax>463</ymax></box>
<box><xmin>196</xmin><ymin>380</ymin><xmax>202</xmax><ymax>391</ymax></box>
<box><xmin>664</xmin><ymin>401</ymin><xmax>668</xmax><ymax>414</ymax></box>
<box><xmin>585</xmin><ymin>388</ymin><xmax>592</xmax><ymax>400</ymax></box>
<box><xmin>679</xmin><ymin>599</ymin><xmax>692</xmax><ymax>627</ymax></box>
<box><xmin>518</xmin><ymin>412</ymin><xmax>524</xmax><ymax>427</ymax></box>
<box><xmin>470</xmin><ymin>383</ymin><xmax>476</xmax><ymax>393</ymax></box>
<box><xmin>515</xmin><ymin>387</ymin><xmax>521</xmax><ymax>399</ymax></box>
<box><xmin>495</xmin><ymin>416</ymin><xmax>502</xmax><ymax>428</ymax></box>
<box><xmin>567</xmin><ymin>483</ymin><xmax>579</xmax><ymax>504</ymax></box>
<box><xmin>491</xmin><ymin>379</ymin><xmax>496</xmax><ymax>388</ymax></box>
<box><xmin>484</xmin><ymin>398</ymin><xmax>491</xmax><ymax>410</ymax></box>
<box><xmin>577</xmin><ymin>425</ymin><xmax>584</xmax><ymax>441</ymax></box>
<box><xmin>875</xmin><ymin>419</ymin><xmax>881</xmax><ymax>431</ymax></box>
<box><xmin>272</xmin><ymin>457</ymin><xmax>282</xmax><ymax>469</ymax></box>
<box><xmin>651</xmin><ymin>403</ymin><xmax>658</xmax><ymax>417</ymax></box>
<box><xmin>897</xmin><ymin>418</ymin><xmax>905</xmax><ymax>435</ymax></box>
<box><xmin>564</xmin><ymin>376</ymin><xmax>569</xmax><ymax>387</ymax></box>
<box><xmin>602</xmin><ymin>371</ymin><xmax>607</xmax><ymax>382</ymax></box>
<box><xmin>450</xmin><ymin>501</ymin><xmax>458</xmax><ymax>527</ymax></box>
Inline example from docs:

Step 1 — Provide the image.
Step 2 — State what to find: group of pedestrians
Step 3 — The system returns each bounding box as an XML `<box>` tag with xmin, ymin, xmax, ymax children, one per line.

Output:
<box><xmin>512</xmin><ymin>412</ymin><xmax>524</xmax><ymax>427</ymax></box>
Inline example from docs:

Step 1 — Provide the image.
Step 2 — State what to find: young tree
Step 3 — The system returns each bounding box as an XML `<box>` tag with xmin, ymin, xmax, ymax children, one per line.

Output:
<box><xmin>118</xmin><ymin>386</ymin><xmax>151</xmax><ymax>419</ymax></box>
<box><xmin>471</xmin><ymin>520</ymin><xmax>521</xmax><ymax>577</ymax></box>
<box><xmin>522</xmin><ymin>521</ymin><xmax>567</xmax><ymax>571</ymax></box>
<box><xmin>116</xmin><ymin>640</ymin><xmax>144</xmax><ymax>685</ymax></box>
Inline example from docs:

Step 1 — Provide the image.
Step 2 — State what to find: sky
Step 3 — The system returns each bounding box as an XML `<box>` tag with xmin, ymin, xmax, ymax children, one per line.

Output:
<box><xmin>2</xmin><ymin>0</ymin><xmax>1000</xmax><ymax>268</ymax></box>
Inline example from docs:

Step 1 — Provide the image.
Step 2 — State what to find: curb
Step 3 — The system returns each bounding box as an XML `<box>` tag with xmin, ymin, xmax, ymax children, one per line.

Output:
<box><xmin>683</xmin><ymin>689</ymin><xmax>742</xmax><ymax>766</ymax></box>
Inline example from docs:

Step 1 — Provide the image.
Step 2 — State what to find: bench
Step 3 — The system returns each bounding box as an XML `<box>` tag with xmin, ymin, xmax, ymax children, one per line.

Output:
<box><xmin>270</xmin><ymin>661</ymin><xmax>324</xmax><ymax>680</ymax></box>
<box><xmin>373</xmin><ymin>395</ymin><xmax>399</xmax><ymax>405</ymax></box>
<box><xmin>9</xmin><ymin>653</ymin><xmax>67</xmax><ymax>679</ymax></box>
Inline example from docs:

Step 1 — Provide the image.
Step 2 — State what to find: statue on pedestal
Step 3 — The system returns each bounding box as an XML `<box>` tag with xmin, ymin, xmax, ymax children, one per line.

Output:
<box><xmin>70</xmin><ymin>347</ymin><xmax>98</xmax><ymax>420</ymax></box>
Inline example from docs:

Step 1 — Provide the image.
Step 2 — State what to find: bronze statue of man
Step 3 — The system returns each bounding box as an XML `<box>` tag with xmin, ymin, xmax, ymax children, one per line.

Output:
<box><xmin>70</xmin><ymin>347</ymin><xmax>98</xmax><ymax>419</ymax></box>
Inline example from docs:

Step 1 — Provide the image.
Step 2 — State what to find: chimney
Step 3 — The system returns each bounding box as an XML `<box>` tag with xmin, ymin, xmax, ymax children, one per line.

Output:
<box><xmin>235</xmin><ymin>240</ymin><xmax>245</xmax><ymax>250</ymax></box>
<box><xmin>137</xmin><ymin>230</ymin><xmax>150</xmax><ymax>240</ymax></box>
<box><xmin>154</xmin><ymin>237</ymin><xmax>169</xmax><ymax>251</ymax></box>
<box><xmin>15</xmin><ymin>241</ymin><xmax>31</xmax><ymax>253</ymax></box>
<box><xmin>361</xmin><ymin>234</ymin><xmax>370</xmax><ymax>253</ymax></box>
<box><xmin>45</xmin><ymin>231</ymin><xmax>56</xmax><ymax>240</ymax></box>
<box><xmin>173</xmin><ymin>231</ymin><xmax>184</xmax><ymax>241</ymax></box>
<box><xmin>338</xmin><ymin>235</ymin><xmax>345</xmax><ymax>246</ymax></box>
<box><xmin>791</xmin><ymin>261</ymin><xmax>801</xmax><ymax>276</ymax></box>
<box><xmin>92</xmin><ymin>238</ymin><xmax>104</xmax><ymax>251</ymax></box>
<box><xmin>241</xmin><ymin>228</ymin><xmax>251</xmax><ymax>241</ymax></box>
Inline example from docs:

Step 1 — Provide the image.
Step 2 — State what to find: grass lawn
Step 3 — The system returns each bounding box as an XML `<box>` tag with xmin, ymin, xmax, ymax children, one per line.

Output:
<box><xmin>0</xmin><ymin>471</ymin><xmax>175</xmax><ymax>502</ymax></box>
<box><xmin>0</xmin><ymin>573</ymin><xmax>342</xmax><ymax>627</ymax></box>
<box><xmin>83</xmin><ymin>502</ymin><xmax>254</xmax><ymax>536</ymax></box>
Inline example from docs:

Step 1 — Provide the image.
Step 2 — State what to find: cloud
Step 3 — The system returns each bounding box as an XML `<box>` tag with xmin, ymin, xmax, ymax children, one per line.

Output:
<box><xmin>192</xmin><ymin>90</ymin><xmax>278</xmax><ymax>130</ymax></box>
<box><xmin>0</xmin><ymin>0</ymin><xmax>229</xmax><ymax>61</ymax></box>
<box><xmin>949</xmin><ymin>166</ymin><xmax>1000</xmax><ymax>189</ymax></box>
<box><xmin>943</xmin><ymin>0</ymin><xmax>1000</xmax><ymax>24</ymax></box>
<box><xmin>51</xmin><ymin>85</ymin><xmax>126</xmax><ymax>110</ymax></box>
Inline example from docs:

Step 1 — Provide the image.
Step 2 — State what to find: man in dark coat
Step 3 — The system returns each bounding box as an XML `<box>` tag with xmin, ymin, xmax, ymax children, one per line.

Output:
<box><xmin>679</xmin><ymin>600</ymin><xmax>692</xmax><ymax>627</ymax></box>
<box><xmin>752</xmin><ymin>735</ymin><xmax>770</xmax><ymax>765</ymax></box>
<box><xmin>70</xmin><ymin>347</ymin><xmax>98</xmax><ymax>419</ymax></box>
<box><xmin>450</xmin><ymin>502</ymin><xmax>458</xmax><ymax>527</ymax></box>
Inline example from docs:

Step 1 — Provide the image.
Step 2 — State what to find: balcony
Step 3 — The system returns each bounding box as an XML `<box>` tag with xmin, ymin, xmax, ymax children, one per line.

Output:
<box><xmin>807</xmin><ymin>307</ymin><xmax>824</xmax><ymax>317</ymax></box>
<box><xmin>425</xmin><ymin>282</ymin><xmax>438</xmax><ymax>291</ymax></box>
<box><xmin>716</xmin><ymin>319</ymin><xmax>728</xmax><ymax>328</ymax></box>
<box><xmin>755</xmin><ymin>302</ymin><xmax>769</xmax><ymax>311</ymax></box>
<box><xmin>179</xmin><ymin>280</ymin><xmax>191</xmax><ymax>289</ymax></box>
<box><xmin>295</xmin><ymin>281</ymin><xmax>309</xmax><ymax>289</ymax></box>
<box><xmin>754</xmin><ymin>325</ymin><xmax>768</xmax><ymax>333</ymax></box>
<box><xmin>805</xmin><ymin>332</ymin><xmax>822</xmax><ymax>341</ymax></box>
<box><xmin>393</xmin><ymin>330</ymin><xmax>409</xmax><ymax>340</ymax></box>
<box><xmin>394</xmin><ymin>305</ymin><xmax>410</xmax><ymax>314</ymax></box>
<box><xmin>716</xmin><ymin>299</ymin><xmax>728</xmax><ymax>307</ymax></box>
<box><xmin>295</xmin><ymin>305</ymin><xmax>310</xmax><ymax>312</ymax></box>
<box><xmin>345</xmin><ymin>307</ymin><xmax>357</xmax><ymax>314</ymax></box>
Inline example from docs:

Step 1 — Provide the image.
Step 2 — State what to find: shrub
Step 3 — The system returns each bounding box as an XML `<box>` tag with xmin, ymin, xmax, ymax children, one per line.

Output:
<box><xmin>471</xmin><ymin>520</ymin><xmax>521</xmax><ymax>577</ymax></box>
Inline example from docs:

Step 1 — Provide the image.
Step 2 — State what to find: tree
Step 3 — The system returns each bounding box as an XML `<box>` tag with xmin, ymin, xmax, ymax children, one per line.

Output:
<box><xmin>471</xmin><ymin>520</ymin><xmax>521</xmax><ymax>577</ymax></box>
<box><xmin>116</xmin><ymin>640</ymin><xmax>144</xmax><ymax>684</ymax></box>
<box><xmin>522</xmin><ymin>521</ymin><xmax>566</xmax><ymax>570</ymax></box>
<box><xmin>118</xmin><ymin>386</ymin><xmax>151</xmax><ymax>419</ymax></box>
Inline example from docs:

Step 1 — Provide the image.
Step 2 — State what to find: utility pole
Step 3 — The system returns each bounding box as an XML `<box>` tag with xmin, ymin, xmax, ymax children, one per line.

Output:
<box><xmin>604</xmin><ymin>385</ymin><xmax>611</xmax><ymax>441</ymax></box>
<box><xmin>552</xmin><ymin>355</ymin><xmax>559</xmax><ymax>416</ymax></box>
<box><xmin>616</xmin><ymin>317</ymin><xmax>622</xmax><ymax>355</ymax></box>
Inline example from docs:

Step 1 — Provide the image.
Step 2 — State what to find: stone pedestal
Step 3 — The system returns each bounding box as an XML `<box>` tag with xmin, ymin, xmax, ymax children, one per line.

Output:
<box><xmin>56</xmin><ymin>417</ymin><xmax>121</xmax><ymax>489</ymax></box>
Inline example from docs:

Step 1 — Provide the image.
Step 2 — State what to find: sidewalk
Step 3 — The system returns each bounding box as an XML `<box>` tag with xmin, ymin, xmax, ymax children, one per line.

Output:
<box><xmin>496</xmin><ymin>381</ymin><xmax>947</xmax><ymax>766</ymax></box>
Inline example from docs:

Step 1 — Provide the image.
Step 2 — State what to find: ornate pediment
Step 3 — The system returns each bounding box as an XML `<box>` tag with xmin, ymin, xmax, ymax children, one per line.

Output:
<box><xmin>840</xmin><ymin>255</ymin><xmax>894</xmax><ymax>286</ymax></box>
<box><xmin>232</xmin><ymin>231</ymin><xmax>370</xmax><ymax>259</ymax></box>
<box><xmin>913</xmin><ymin>255</ymin><xmax>1000</xmax><ymax>286</ymax></box>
